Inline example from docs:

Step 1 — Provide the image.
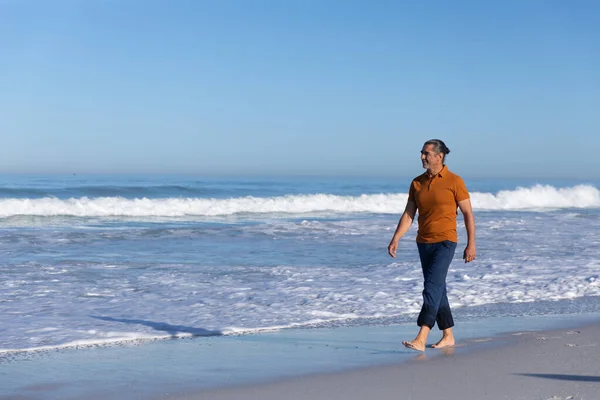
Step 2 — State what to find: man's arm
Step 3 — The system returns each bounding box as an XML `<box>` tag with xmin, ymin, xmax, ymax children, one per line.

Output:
<box><xmin>388</xmin><ymin>200</ymin><xmax>417</xmax><ymax>258</ymax></box>
<box><xmin>458</xmin><ymin>198</ymin><xmax>476</xmax><ymax>263</ymax></box>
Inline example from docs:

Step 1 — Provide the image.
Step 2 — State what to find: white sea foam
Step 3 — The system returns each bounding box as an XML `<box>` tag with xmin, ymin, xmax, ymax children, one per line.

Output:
<box><xmin>0</xmin><ymin>332</ymin><xmax>196</xmax><ymax>354</ymax></box>
<box><xmin>1</xmin><ymin>182</ymin><xmax>600</xmax><ymax>353</ymax></box>
<box><xmin>0</xmin><ymin>185</ymin><xmax>597</xmax><ymax>218</ymax></box>
<box><xmin>471</xmin><ymin>184</ymin><xmax>600</xmax><ymax>210</ymax></box>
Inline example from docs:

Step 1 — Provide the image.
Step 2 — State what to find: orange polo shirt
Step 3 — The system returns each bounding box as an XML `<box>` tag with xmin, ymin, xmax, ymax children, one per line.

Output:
<box><xmin>408</xmin><ymin>165</ymin><xmax>470</xmax><ymax>243</ymax></box>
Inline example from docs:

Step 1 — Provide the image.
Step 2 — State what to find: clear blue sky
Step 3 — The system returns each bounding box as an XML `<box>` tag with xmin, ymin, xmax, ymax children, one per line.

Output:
<box><xmin>1</xmin><ymin>1</ymin><xmax>599</xmax><ymax>178</ymax></box>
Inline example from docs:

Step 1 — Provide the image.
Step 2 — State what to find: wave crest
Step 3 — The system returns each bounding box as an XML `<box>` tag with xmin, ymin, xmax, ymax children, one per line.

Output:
<box><xmin>0</xmin><ymin>185</ymin><xmax>597</xmax><ymax>218</ymax></box>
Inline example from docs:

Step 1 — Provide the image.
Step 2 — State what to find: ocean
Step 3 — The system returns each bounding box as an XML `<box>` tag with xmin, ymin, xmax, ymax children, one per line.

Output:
<box><xmin>1</xmin><ymin>174</ymin><xmax>599</xmax><ymax>353</ymax></box>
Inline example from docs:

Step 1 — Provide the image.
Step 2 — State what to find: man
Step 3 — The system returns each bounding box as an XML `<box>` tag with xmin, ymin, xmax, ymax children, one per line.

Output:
<box><xmin>388</xmin><ymin>139</ymin><xmax>476</xmax><ymax>352</ymax></box>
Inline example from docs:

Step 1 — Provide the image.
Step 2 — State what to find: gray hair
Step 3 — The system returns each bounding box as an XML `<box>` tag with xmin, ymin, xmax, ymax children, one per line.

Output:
<box><xmin>424</xmin><ymin>139</ymin><xmax>450</xmax><ymax>162</ymax></box>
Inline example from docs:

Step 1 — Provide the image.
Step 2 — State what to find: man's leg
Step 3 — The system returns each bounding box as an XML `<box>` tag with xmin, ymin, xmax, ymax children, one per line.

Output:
<box><xmin>402</xmin><ymin>242</ymin><xmax>436</xmax><ymax>351</ymax></box>
<box><xmin>404</xmin><ymin>241</ymin><xmax>455</xmax><ymax>351</ymax></box>
<box><xmin>431</xmin><ymin>241</ymin><xmax>457</xmax><ymax>348</ymax></box>
<box><xmin>431</xmin><ymin>285</ymin><xmax>455</xmax><ymax>348</ymax></box>
<box><xmin>417</xmin><ymin>241</ymin><xmax>451</xmax><ymax>328</ymax></box>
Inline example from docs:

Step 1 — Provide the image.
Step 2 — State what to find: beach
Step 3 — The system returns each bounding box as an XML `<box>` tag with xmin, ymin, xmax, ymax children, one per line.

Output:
<box><xmin>181</xmin><ymin>319</ymin><xmax>600</xmax><ymax>400</ymax></box>
<box><xmin>4</xmin><ymin>1</ymin><xmax>600</xmax><ymax>398</ymax></box>
<box><xmin>1</xmin><ymin>310</ymin><xmax>599</xmax><ymax>399</ymax></box>
<box><xmin>0</xmin><ymin>175</ymin><xmax>599</xmax><ymax>399</ymax></box>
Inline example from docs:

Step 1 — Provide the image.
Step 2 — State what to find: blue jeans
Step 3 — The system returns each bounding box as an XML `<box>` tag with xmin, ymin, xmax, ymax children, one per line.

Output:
<box><xmin>416</xmin><ymin>240</ymin><xmax>457</xmax><ymax>330</ymax></box>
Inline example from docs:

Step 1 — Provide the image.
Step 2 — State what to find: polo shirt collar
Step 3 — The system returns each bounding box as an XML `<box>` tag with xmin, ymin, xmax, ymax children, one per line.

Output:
<box><xmin>424</xmin><ymin>164</ymin><xmax>448</xmax><ymax>179</ymax></box>
<box><xmin>438</xmin><ymin>164</ymin><xmax>448</xmax><ymax>177</ymax></box>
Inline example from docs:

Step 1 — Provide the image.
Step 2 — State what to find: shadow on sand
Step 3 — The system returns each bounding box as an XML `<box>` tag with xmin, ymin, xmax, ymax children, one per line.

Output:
<box><xmin>91</xmin><ymin>315</ymin><xmax>222</xmax><ymax>337</ymax></box>
<box><xmin>517</xmin><ymin>373</ymin><xmax>600</xmax><ymax>382</ymax></box>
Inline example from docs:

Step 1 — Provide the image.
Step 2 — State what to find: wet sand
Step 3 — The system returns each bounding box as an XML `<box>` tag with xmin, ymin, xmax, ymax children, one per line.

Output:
<box><xmin>176</xmin><ymin>321</ymin><xmax>600</xmax><ymax>400</ymax></box>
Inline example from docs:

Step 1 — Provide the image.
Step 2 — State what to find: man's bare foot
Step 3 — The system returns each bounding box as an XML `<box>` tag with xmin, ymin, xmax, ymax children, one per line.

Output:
<box><xmin>402</xmin><ymin>340</ymin><xmax>426</xmax><ymax>352</ymax></box>
<box><xmin>431</xmin><ymin>335</ymin><xmax>455</xmax><ymax>349</ymax></box>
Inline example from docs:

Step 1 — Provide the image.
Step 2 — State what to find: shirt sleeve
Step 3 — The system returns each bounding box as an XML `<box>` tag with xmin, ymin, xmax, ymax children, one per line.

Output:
<box><xmin>454</xmin><ymin>176</ymin><xmax>470</xmax><ymax>203</ymax></box>
<box><xmin>408</xmin><ymin>180</ymin><xmax>416</xmax><ymax>203</ymax></box>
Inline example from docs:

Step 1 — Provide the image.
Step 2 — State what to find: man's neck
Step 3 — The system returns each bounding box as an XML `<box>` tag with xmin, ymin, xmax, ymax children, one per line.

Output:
<box><xmin>426</xmin><ymin>164</ymin><xmax>444</xmax><ymax>177</ymax></box>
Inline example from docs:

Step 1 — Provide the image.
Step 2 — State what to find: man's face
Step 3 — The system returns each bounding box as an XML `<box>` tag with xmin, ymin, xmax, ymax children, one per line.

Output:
<box><xmin>421</xmin><ymin>144</ymin><xmax>443</xmax><ymax>170</ymax></box>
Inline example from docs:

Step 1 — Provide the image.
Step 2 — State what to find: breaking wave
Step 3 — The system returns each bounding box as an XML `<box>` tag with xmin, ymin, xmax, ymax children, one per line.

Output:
<box><xmin>0</xmin><ymin>185</ymin><xmax>597</xmax><ymax>218</ymax></box>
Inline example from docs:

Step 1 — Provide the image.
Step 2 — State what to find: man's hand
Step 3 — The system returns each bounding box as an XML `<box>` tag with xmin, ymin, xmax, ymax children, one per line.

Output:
<box><xmin>387</xmin><ymin>201</ymin><xmax>416</xmax><ymax>259</ymax></box>
<box><xmin>463</xmin><ymin>244</ymin><xmax>476</xmax><ymax>263</ymax></box>
<box><xmin>388</xmin><ymin>241</ymin><xmax>398</xmax><ymax>258</ymax></box>
<box><xmin>458</xmin><ymin>198</ymin><xmax>476</xmax><ymax>263</ymax></box>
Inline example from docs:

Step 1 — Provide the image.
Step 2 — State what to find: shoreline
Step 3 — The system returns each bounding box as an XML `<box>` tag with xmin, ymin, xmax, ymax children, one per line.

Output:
<box><xmin>172</xmin><ymin>318</ymin><xmax>600</xmax><ymax>400</ymax></box>
<box><xmin>1</xmin><ymin>311</ymin><xmax>599</xmax><ymax>400</ymax></box>
<box><xmin>6</xmin><ymin>294</ymin><xmax>600</xmax><ymax>356</ymax></box>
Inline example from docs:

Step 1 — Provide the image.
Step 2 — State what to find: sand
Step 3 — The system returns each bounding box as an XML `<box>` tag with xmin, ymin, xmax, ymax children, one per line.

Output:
<box><xmin>176</xmin><ymin>322</ymin><xmax>600</xmax><ymax>400</ymax></box>
<box><xmin>2</xmin><ymin>313</ymin><xmax>599</xmax><ymax>400</ymax></box>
